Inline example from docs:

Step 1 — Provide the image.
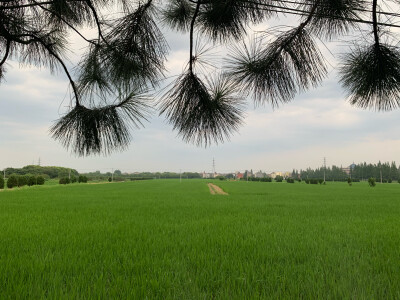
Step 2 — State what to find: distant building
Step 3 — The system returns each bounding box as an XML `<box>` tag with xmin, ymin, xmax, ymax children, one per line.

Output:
<box><xmin>255</xmin><ymin>170</ymin><xmax>264</xmax><ymax>178</ymax></box>
<box><xmin>236</xmin><ymin>172</ymin><xmax>244</xmax><ymax>180</ymax></box>
<box><xmin>342</xmin><ymin>164</ymin><xmax>356</xmax><ymax>175</ymax></box>
<box><xmin>269</xmin><ymin>171</ymin><xmax>291</xmax><ymax>179</ymax></box>
<box><xmin>269</xmin><ymin>172</ymin><xmax>278</xmax><ymax>179</ymax></box>
<box><xmin>202</xmin><ymin>172</ymin><xmax>212</xmax><ymax>179</ymax></box>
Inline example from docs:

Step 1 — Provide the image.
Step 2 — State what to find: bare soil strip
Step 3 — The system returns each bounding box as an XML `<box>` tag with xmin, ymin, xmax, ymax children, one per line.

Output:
<box><xmin>207</xmin><ymin>183</ymin><xmax>228</xmax><ymax>195</ymax></box>
<box><xmin>208</xmin><ymin>183</ymin><xmax>216</xmax><ymax>195</ymax></box>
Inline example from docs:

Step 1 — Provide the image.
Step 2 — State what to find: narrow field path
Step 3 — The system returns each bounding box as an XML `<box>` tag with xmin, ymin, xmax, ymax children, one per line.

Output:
<box><xmin>207</xmin><ymin>183</ymin><xmax>228</xmax><ymax>195</ymax></box>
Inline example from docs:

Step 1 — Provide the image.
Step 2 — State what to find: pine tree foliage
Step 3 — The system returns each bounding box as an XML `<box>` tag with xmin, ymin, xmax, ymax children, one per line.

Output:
<box><xmin>1</xmin><ymin>0</ymin><xmax>400</xmax><ymax>155</ymax></box>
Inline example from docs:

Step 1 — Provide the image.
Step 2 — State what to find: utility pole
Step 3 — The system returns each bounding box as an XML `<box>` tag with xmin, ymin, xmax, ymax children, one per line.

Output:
<box><xmin>212</xmin><ymin>158</ymin><xmax>216</xmax><ymax>178</ymax></box>
<box><xmin>38</xmin><ymin>157</ymin><xmax>41</xmax><ymax>166</ymax></box>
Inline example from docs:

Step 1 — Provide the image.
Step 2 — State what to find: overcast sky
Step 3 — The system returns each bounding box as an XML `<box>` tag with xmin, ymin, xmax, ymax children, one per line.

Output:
<box><xmin>1</xmin><ymin>11</ymin><xmax>399</xmax><ymax>174</ymax></box>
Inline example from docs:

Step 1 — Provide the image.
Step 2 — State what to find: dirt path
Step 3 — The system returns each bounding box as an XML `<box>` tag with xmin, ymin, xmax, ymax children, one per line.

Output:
<box><xmin>207</xmin><ymin>183</ymin><xmax>228</xmax><ymax>195</ymax></box>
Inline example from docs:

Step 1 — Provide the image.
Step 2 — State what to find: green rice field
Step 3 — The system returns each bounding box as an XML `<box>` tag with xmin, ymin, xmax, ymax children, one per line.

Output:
<box><xmin>1</xmin><ymin>180</ymin><xmax>400</xmax><ymax>298</ymax></box>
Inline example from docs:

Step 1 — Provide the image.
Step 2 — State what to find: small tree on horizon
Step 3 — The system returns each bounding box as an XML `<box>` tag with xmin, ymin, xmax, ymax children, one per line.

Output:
<box><xmin>27</xmin><ymin>175</ymin><xmax>37</xmax><ymax>186</ymax></box>
<box><xmin>368</xmin><ymin>177</ymin><xmax>376</xmax><ymax>187</ymax></box>
<box><xmin>36</xmin><ymin>176</ymin><xmax>45</xmax><ymax>185</ymax></box>
<box><xmin>7</xmin><ymin>175</ymin><xmax>18</xmax><ymax>189</ymax></box>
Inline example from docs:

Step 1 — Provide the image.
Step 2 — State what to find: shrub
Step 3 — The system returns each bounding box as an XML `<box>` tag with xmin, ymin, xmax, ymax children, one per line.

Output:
<box><xmin>305</xmin><ymin>179</ymin><xmax>310</xmax><ymax>184</ymax></box>
<box><xmin>216</xmin><ymin>176</ymin><xmax>226</xmax><ymax>181</ymax></box>
<box><xmin>71</xmin><ymin>176</ymin><xmax>77</xmax><ymax>183</ymax></box>
<box><xmin>40</xmin><ymin>174</ymin><xmax>50</xmax><ymax>180</ymax></box>
<box><xmin>108</xmin><ymin>177</ymin><xmax>112</xmax><ymax>182</ymax></box>
<box><xmin>310</xmin><ymin>179</ymin><xmax>319</xmax><ymax>184</ymax></box>
<box><xmin>27</xmin><ymin>175</ymin><xmax>37</xmax><ymax>186</ymax></box>
<box><xmin>260</xmin><ymin>177</ymin><xmax>272</xmax><ymax>182</ymax></box>
<box><xmin>297</xmin><ymin>179</ymin><xmax>302</xmax><ymax>182</ymax></box>
<box><xmin>0</xmin><ymin>176</ymin><xmax>4</xmax><ymax>189</ymax></box>
<box><xmin>36</xmin><ymin>176</ymin><xmax>45</xmax><ymax>185</ymax></box>
<box><xmin>318</xmin><ymin>179</ymin><xmax>324</xmax><ymax>184</ymax></box>
<box><xmin>78</xmin><ymin>175</ymin><xmax>88</xmax><ymax>183</ymax></box>
<box><xmin>347</xmin><ymin>177</ymin><xmax>352</xmax><ymax>186</ymax></box>
<box><xmin>7</xmin><ymin>175</ymin><xmax>18</xmax><ymax>189</ymax></box>
<box><xmin>368</xmin><ymin>177</ymin><xmax>376</xmax><ymax>187</ymax></box>
<box><xmin>287</xmin><ymin>178</ymin><xmax>295</xmax><ymax>183</ymax></box>
<box><xmin>388</xmin><ymin>178</ymin><xmax>392</xmax><ymax>183</ymax></box>
<box><xmin>59</xmin><ymin>177</ymin><xmax>71</xmax><ymax>185</ymax></box>
<box><xmin>275</xmin><ymin>175</ymin><xmax>283</xmax><ymax>182</ymax></box>
<box><xmin>17</xmin><ymin>175</ymin><xmax>28</xmax><ymax>187</ymax></box>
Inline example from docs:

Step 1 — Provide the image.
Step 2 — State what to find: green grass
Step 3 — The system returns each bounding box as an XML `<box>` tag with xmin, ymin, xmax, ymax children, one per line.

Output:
<box><xmin>1</xmin><ymin>180</ymin><xmax>400</xmax><ymax>298</ymax></box>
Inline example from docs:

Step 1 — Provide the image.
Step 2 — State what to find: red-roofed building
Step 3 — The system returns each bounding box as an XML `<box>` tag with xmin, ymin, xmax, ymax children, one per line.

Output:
<box><xmin>236</xmin><ymin>172</ymin><xmax>244</xmax><ymax>180</ymax></box>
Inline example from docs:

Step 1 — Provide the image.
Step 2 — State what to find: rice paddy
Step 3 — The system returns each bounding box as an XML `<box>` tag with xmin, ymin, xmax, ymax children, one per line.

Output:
<box><xmin>1</xmin><ymin>180</ymin><xmax>399</xmax><ymax>298</ymax></box>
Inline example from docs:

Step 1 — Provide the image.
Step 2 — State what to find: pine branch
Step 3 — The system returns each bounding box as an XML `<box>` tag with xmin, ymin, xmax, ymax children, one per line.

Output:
<box><xmin>33</xmin><ymin>0</ymin><xmax>96</xmax><ymax>45</ymax></box>
<box><xmin>0</xmin><ymin>39</ymin><xmax>10</xmax><ymax>66</ymax></box>
<box><xmin>189</xmin><ymin>0</ymin><xmax>201</xmax><ymax>72</ymax></box>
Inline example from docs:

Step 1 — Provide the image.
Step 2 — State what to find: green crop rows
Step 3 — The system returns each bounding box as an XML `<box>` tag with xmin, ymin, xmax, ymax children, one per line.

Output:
<box><xmin>1</xmin><ymin>180</ymin><xmax>399</xmax><ymax>298</ymax></box>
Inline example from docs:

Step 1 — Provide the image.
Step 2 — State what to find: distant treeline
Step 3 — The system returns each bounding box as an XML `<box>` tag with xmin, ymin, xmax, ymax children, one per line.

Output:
<box><xmin>293</xmin><ymin>161</ymin><xmax>400</xmax><ymax>181</ymax></box>
<box><xmin>81</xmin><ymin>171</ymin><xmax>201</xmax><ymax>181</ymax></box>
<box><xmin>4</xmin><ymin>165</ymin><xmax>79</xmax><ymax>179</ymax></box>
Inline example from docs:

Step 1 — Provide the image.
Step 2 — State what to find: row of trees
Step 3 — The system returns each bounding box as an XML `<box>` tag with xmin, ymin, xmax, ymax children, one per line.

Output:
<box><xmin>292</xmin><ymin>166</ymin><xmax>348</xmax><ymax>181</ymax></box>
<box><xmin>293</xmin><ymin>161</ymin><xmax>400</xmax><ymax>182</ymax></box>
<box><xmin>4</xmin><ymin>175</ymin><xmax>45</xmax><ymax>189</ymax></box>
<box><xmin>351</xmin><ymin>162</ymin><xmax>399</xmax><ymax>181</ymax></box>
<box><xmin>59</xmin><ymin>176</ymin><xmax>88</xmax><ymax>185</ymax></box>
